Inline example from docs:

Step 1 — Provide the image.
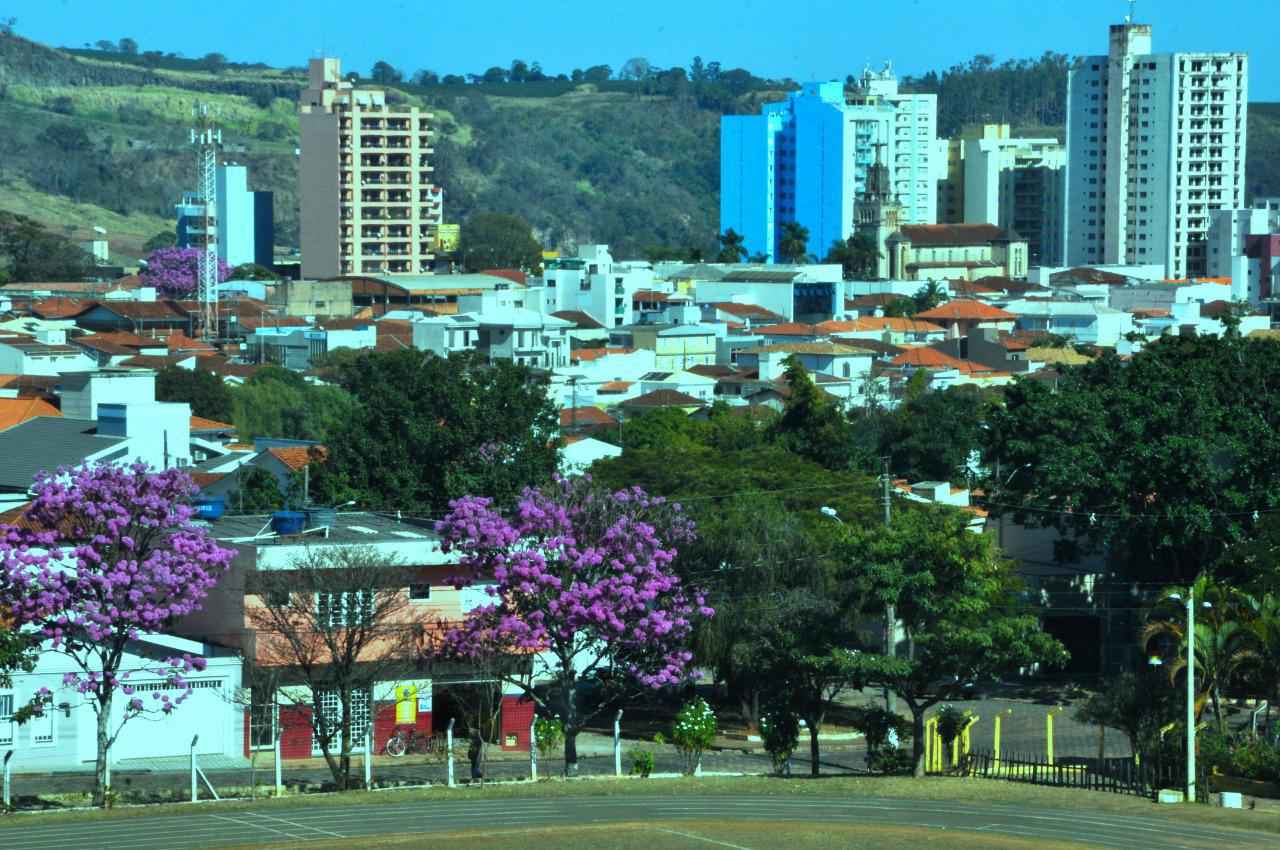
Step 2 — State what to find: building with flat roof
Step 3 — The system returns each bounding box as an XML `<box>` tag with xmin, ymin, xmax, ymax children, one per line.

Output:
<box><xmin>721</xmin><ymin>66</ymin><xmax>938</xmax><ymax>263</ymax></box>
<box><xmin>299</xmin><ymin>58</ymin><xmax>442</xmax><ymax>278</ymax></box>
<box><xmin>176</xmin><ymin>164</ymin><xmax>274</xmax><ymax>268</ymax></box>
<box><xmin>1063</xmin><ymin>20</ymin><xmax>1248</xmax><ymax>278</ymax></box>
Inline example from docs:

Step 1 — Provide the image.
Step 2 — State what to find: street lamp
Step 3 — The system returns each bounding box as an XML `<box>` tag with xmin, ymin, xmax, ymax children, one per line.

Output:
<box><xmin>1164</xmin><ymin>589</ymin><xmax>1212</xmax><ymax>803</ymax></box>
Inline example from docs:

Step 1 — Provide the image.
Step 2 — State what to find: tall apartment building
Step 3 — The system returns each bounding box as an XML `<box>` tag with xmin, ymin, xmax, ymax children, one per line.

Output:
<box><xmin>721</xmin><ymin>67</ymin><xmax>938</xmax><ymax>263</ymax></box>
<box><xmin>1063</xmin><ymin>22</ymin><xmax>1248</xmax><ymax>278</ymax></box>
<box><xmin>176</xmin><ymin>163</ymin><xmax>274</xmax><ymax>268</ymax></box>
<box><xmin>299</xmin><ymin>57</ymin><xmax>443</xmax><ymax>279</ymax></box>
<box><xmin>961</xmin><ymin>125</ymin><xmax>1066</xmax><ymax>267</ymax></box>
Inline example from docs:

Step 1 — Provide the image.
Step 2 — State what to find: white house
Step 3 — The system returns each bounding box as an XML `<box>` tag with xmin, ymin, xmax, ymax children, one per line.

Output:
<box><xmin>560</xmin><ymin>436</ymin><xmax>622</xmax><ymax>476</ymax></box>
<box><xmin>1</xmin><ymin>633</ymin><xmax>244</xmax><ymax>770</ymax></box>
<box><xmin>0</xmin><ymin>330</ymin><xmax>96</xmax><ymax>376</ymax></box>
<box><xmin>542</xmin><ymin>245</ymin><xmax>655</xmax><ymax>328</ymax></box>
<box><xmin>736</xmin><ymin>342</ymin><xmax>875</xmax><ymax>384</ymax></box>
<box><xmin>1003</xmin><ymin>299</ymin><xmax>1135</xmax><ymax>347</ymax></box>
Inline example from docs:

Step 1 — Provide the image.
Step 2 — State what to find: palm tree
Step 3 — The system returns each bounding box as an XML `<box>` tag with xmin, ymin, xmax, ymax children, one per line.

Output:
<box><xmin>911</xmin><ymin>280</ymin><xmax>949</xmax><ymax>313</ymax></box>
<box><xmin>777</xmin><ymin>222</ymin><xmax>811</xmax><ymax>264</ymax></box>
<box><xmin>1142</xmin><ymin>576</ymin><xmax>1251</xmax><ymax>731</ymax></box>
<box><xmin>716</xmin><ymin>229</ymin><xmax>748</xmax><ymax>264</ymax></box>
<box><xmin>1241</xmin><ymin>593</ymin><xmax>1280</xmax><ymax>732</ymax></box>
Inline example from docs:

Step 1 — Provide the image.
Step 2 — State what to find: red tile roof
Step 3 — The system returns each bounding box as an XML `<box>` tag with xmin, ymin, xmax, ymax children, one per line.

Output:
<box><xmin>844</xmin><ymin>294</ymin><xmax>904</xmax><ymax>311</ymax></box>
<box><xmin>597</xmin><ymin>381</ymin><xmax>634</xmax><ymax>394</ymax></box>
<box><xmin>621</xmin><ymin>389</ymin><xmax>707</xmax><ymax>408</ymax></box>
<box><xmin>551</xmin><ymin>310</ymin><xmax>605</xmax><ymax>330</ymax></box>
<box><xmin>166</xmin><ymin>333</ymin><xmax>217</xmax><ymax>353</ymax></box>
<box><xmin>896</xmin><ymin>224</ymin><xmax>1011</xmax><ymax>246</ymax></box>
<box><xmin>189</xmin><ymin>472</ymin><xmax>226</xmax><ymax>489</ymax></box>
<box><xmin>890</xmin><ymin>348</ymin><xmax>993</xmax><ymax>372</ymax></box>
<box><xmin>479</xmin><ymin>269</ymin><xmax>527</xmax><ymax>287</ymax></box>
<box><xmin>30</xmin><ymin>297</ymin><xmax>96</xmax><ymax>319</ymax></box>
<box><xmin>754</xmin><ymin>322</ymin><xmax>817</xmax><ymax>337</ymax></box>
<box><xmin>190</xmin><ymin>416</ymin><xmax>236</xmax><ymax>432</ymax></box>
<box><xmin>816</xmin><ymin>317</ymin><xmax>945</xmax><ymax>334</ymax></box>
<box><xmin>0</xmin><ymin>397</ymin><xmax>60</xmax><ymax>430</ymax></box>
<box><xmin>266</xmin><ymin>445</ymin><xmax>328</xmax><ymax>471</ymax></box>
<box><xmin>571</xmin><ymin>347</ymin><xmax>633</xmax><ymax>363</ymax></box>
<box><xmin>559</xmin><ymin>407</ymin><xmax>618</xmax><ymax>428</ymax></box>
<box><xmin>915</xmin><ymin>300</ymin><xmax>1017</xmax><ymax>322</ymax></box>
<box><xmin>707</xmin><ymin>302</ymin><xmax>787</xmax><ymax>322</ymax></box>
<box><xmin>632</xmin><ymin>290</ymin><xmax>672</xmax><ymax>303</ymax></box>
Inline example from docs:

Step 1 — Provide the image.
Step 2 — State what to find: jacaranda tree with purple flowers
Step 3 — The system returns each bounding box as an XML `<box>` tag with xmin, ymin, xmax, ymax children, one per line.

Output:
<box><xmin>431</xmin><ymin>476</ymin><xmax>713</xmax><ymax>775</ymax></box>
<box><xmin>141</xmin><ymin>246</ymin><xmax>230</xmax><ymax>298</ymax></box>
<box><xmin>0</xmin><ymin>463</ymin><xmax>235</xmax><ymax>806</ymax></box>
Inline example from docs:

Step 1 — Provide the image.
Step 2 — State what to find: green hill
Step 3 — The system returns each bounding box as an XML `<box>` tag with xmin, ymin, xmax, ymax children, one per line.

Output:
<box><xmin>0</xmin><ymin>33</ymin><xmax>1277</xmax><ymax>265</ymax></box>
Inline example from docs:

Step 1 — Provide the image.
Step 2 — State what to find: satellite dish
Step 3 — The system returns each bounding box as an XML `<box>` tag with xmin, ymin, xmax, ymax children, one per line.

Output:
<box><xmin>93</xmin><ymin>226</ymin><xmax>107</xmax><ymax>235</ymax></box>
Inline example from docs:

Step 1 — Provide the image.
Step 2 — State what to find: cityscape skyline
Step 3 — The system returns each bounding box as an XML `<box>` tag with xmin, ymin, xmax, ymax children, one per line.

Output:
<box><xmin>7</xmin><ymin>0</ymin><xmax>1279</xmax><ymax>100</ymax></box>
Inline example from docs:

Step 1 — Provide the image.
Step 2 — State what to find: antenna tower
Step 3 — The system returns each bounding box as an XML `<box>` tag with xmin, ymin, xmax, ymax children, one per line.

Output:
<box><xmin>190</xmin><ymin>104</ymin><xmax>222</xmax><ymax>342</ymax></box>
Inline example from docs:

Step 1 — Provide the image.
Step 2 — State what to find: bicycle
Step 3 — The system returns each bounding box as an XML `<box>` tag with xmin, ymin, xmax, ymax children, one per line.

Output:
<box><xmin>384</xmin><ymin>725</ymin><xmax>438</xmax><ymax>757</ymax></box>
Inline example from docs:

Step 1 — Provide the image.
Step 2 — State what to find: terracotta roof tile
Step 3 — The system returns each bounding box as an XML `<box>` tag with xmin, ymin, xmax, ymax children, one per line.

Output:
<box><xmin>754</xmin><ymin>322</ymin><xmax>817</xmax><ymax>336</ymax></box>
<box><xmin>620</xmin><ymin>389</ymin><xmax>707</xmax><ymax>408</ymax></box>
<box><xmin>266</xmin><ymin>445</ymin><xmax>328</xmax><ymax>471</ymax></box>
<box><xmin>707</xmin><ymin>302</ymin><xmax>787</xmax><ymax>322</ymax></box>
<box><xmin>816</xmin><ymin>317</ymin><xmax>945</xmax><ymax>334</ymax></box>
<box><xmin>190</xmin><ymin>416</ymin><xmax>236</xmax><ymax>432</ymax></box>
<box><xmin>551</xmin><ymin>310</ymin><xmax>604</xmax><ymax>330</ymax></box>
<box><xmin>571</xmin><ymin>347</ymin><xmax>633</xmax><ymax>363</ymax></box>
<box><xmin>916</xmin><ymin>300</ymin><xmax>1017</xmax><ymax>322</ymax></box>
<box><xmin>743</xmin><ymin>342</ymin><xmax>873</xmax><ymax>356</ymax></box>
<box><xmin>890</xmin><ymin>348</ymin><xmax>992</xmax><ymax>372</ymax></box>
<box><xmin>30</xmin><ymin>297</ymin><xmax>96</xmax><ymax>319</ymax></box>
<box><xmin>559</xmin><ymin>407</ymin><xmax>618</xmax><ymax>428</ymax></box>
<box><xmin>896</xmin><ymin>224</ymin><xmax>1011</xmax><ymax>246</ymax></box>
<box><xmin>0</xmin><ymin>397</ymin><xmax>61</xmax><ymax>431</ymax></box>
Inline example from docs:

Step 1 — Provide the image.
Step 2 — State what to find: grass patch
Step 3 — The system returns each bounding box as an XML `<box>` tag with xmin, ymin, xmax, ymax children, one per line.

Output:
<box><xmin>220</xmin><ymin>820</ymin><xmax>1100</xmax><ymax>850</ymax></box>
<box><xmin>0</xmin><ymin>177</ymin><xmax>171</xmax><ymax>260</ymax></box>
<box><xmin>2</xmin><ymin>775</ymin><xmax>1276</xmax><ymax>836</ymax></box>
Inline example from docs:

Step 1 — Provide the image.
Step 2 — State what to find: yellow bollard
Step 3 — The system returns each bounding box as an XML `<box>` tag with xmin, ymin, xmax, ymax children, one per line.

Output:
<box><xmin>925</xmin><ymin>716</ymin><xmax>939</xmax><ymax>773</ymax></box>
<box><xmin>1046</xmin><ymin>706</ymin><xmax>1064</xmax><ymax>766</ymax></box>
<box><xmin>993</xmin><ymin>709</ymin><xmax>1012</xmax><ymax>773</ymax></box>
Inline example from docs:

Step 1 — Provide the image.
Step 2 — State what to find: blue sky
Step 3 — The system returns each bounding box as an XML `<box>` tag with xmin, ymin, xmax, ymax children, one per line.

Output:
<box><xmin>9</xmin><ymin>0</ymin><xmax>1277</xmax><ymax>100</ymax></box>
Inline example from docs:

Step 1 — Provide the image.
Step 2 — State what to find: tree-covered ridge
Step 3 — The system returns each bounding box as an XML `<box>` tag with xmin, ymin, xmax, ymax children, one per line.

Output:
<box><xmin>0</xmin><ymin>31</ymin><xmax>1277</xmax><ymax>261</ymax></box>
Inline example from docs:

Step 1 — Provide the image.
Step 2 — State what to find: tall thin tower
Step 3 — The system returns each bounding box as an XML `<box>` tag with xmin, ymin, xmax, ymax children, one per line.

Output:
<box><xmin>190</xmin><ymin>104</ymin><xmax>221</xmax><ymax>341</ymax></box>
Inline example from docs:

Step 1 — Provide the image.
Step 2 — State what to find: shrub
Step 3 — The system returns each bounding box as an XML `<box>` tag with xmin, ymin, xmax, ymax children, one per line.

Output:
<box><xmin>627</xmin><ymin>747</ymin><xmax>654</xmax><ymax>777</ymax></box>
<box><xmin>850</xmin><ymin>705</ymin><xmax>913</xmax><ymax>773</ymax></box>
<box><xmin>759</xmin><ymin>706</ymin><xmax>799</xmax><ymax>775</ymax></box>
<box><xmin>533</xmin><ymin>715</ymin><xmax>564</xmax><ymax>759</ymax></box>
<box><xmin>669</xmin><ymin>697</ymin><xmax>717</xmax><ymax>775</ymax></box>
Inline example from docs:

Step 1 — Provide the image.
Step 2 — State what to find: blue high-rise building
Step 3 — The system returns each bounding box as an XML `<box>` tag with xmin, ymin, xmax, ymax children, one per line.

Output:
<box><xmin>720</xmin><ymin>69</ymin><xmax>939</xmax><ymax>264</ymax></box>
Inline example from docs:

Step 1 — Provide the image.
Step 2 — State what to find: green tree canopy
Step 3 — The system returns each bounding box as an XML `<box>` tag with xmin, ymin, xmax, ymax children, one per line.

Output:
<box><xmin>156</xmin><ymin>365</ymin><xmax>232</xmax><ymax>422</ymax></box>
<box><xmin>311</xmin><ymin>350</ymin><xmax>558</xmax><ymax>513</ymax></box>
<box><xmin>777</xmin><ymin>221</ymin><xmax>810</xmax><ymax>263</ymax></box>
<box><xmin>228</xmin><ymin>262</ymin><xmax>282</xmax><ymax>281</ymax></box>
<box><xmin>883</xmin><ymin>385</ymin><xmax>996</xmax><ymax>485</ymax></box>
<box><xmin>988</xmin><ymin>334</ymin><xmax>1280</xmax><ymax>583</ymax></box>
<box><xmin>458</xmin><ymin>212</ymin><xmax>542</xmax><ymax>272</ymax></box>
<box><xmin>715</xmin><ymin>229</ymin><xmax>748</xmax><ymax>263</ymax></box>
<box><xmin>0</xmin><ymin>211</ymin><xmax>94</xmax><ymax>283</ymax></box>
<box><xmin>824</xmin><ymin>233</ymin><xmax>880</xmax><ymax>280</ymax></box>
<box><xmin>229</xmin><ymin>366</ymin><xmax>355</xmax><ymax>443</ymax></box>
<box><xmin>142</xmin><ymin>230</ymin><xmax>177</xmax><ymax>252</ymax></box>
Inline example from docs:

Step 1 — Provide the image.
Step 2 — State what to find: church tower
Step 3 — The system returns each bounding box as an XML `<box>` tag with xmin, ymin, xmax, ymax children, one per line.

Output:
<box><xmin>855</xmin><ymin>144</ymin><xmax>902</xmax><ymax>279</ymax></box>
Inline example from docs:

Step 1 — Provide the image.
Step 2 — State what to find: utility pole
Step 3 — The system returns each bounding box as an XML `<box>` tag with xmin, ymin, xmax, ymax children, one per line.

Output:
<box><xmin>880</xmin><ymin>456</ymin><xmax>896</xmax><ymax>714</ymax></box>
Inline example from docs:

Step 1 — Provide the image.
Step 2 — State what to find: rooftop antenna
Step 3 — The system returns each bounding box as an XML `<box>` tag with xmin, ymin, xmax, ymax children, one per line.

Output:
<box><xmin>1124</xmin><ymin>0</ymin><xmax>1136</xmax><ymax>24</ymax></box>
<box><xmin>190</xmin><ymin>103</ymin><xmax>222</xmax><ymax>343</ymax></box>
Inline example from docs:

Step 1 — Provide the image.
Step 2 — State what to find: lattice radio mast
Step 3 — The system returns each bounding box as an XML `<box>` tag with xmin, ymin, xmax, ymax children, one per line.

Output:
<box><xmin>190</xmin><ymin>104</ymin><xmax>222</xmax><ymax>342</ymax></box>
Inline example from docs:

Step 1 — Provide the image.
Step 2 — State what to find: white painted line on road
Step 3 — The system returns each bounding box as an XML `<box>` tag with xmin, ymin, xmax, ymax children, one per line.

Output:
<box><xmin>656</xmin><ymin>827</ymin><xmax>754</xmax><ymax>849</ymax></box>
<box><xmin>210</xmin><ymin>811</ymin><xmax>307</xmax><ymax>841</ymax></box>
<box><xmin>243</xmin><ymin>809</ymin><xmax>346</xmax><ymax>838</ymax></box>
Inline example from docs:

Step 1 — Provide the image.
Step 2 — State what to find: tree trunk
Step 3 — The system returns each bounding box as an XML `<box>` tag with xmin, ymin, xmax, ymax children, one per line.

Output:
<box><xmin>911</xmin><ymin>706</ymin><xmax>926</xmax><ymax>778</ymax></box>
<box><xmin>560</xmin><ymin>673</ymin><xmax>579</xmax><ymax>777</ymax></box>
<box><xmin>808</xmin><ymin>717</ymin><xmax>821</xmax><ymax>777</ymax></box>
<box><xmin>94</xmin><ymin>693</ymin><xmax>113</xmax><ymax>807</ymax></box>
<box><xmin>1097</xmin><ymin>723</ymin><xmax>1106</xmax><ymax>766</ymax></box>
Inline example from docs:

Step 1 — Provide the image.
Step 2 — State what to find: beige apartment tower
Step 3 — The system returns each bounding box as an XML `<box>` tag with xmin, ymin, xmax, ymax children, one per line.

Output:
<box><xmin>299</xmin><ymin>58</ymin><xmax>442</xmax><ymax>279</ymax></box>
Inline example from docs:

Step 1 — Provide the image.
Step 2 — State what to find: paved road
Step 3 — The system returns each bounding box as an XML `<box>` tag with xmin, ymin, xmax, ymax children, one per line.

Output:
<box><xmin>1</xmin><ymin>794</ymin><xmax>1272</xmax><ymax>850</ymax></box>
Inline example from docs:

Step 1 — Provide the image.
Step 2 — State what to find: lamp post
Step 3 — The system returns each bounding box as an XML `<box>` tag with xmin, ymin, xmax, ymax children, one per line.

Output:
<box><xmin>1159</xmin><ymin>588</ymin><xmax>1211</xmax><ymax>802</ymax></box>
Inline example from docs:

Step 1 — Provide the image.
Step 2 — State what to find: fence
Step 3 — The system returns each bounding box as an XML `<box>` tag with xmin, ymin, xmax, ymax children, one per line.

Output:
<box><xmin>961</xmin><ymin>750</ymin><xmax>1209</xmax><ymax>802</ymax></box>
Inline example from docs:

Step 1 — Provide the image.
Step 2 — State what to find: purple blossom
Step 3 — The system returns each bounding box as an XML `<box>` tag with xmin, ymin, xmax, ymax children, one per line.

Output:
<box><xmin>430</xmin><ymin>475</ymin><xmax>712</xmax><ymax>690</ymax></box>
<box><xmin>140</xmin><ymin>247</ymin><xmax>230</xmax><ymax>298</ymax></box>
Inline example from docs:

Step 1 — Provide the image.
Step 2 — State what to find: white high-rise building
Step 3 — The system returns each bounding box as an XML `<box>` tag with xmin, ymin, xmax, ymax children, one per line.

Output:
<box><xmin>721</xmin><ymin>65</ymin><xmax>938</xmax><ymax>262</ymax></box>
<box><xmin>1063</xmin><ymin>21</ymin><xmax>1248</xmax><ymax>278</ymax></box>
<box><xmin>961</xmin><ymin>125</ymin><xmax>1066</xmax><ymax>267</ymax></box>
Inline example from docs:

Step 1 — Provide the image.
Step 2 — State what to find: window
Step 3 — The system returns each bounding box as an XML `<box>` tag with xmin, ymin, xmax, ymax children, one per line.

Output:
<box><xmin>409</xmin><ymin>584</ymin><xmax>432</xmax><ymax>601</ymax></box>
<box><xmin>28</xmin><ymin>699</ymin><xmax>53</xmax><ymax>746</ymax></box>
<box><xmin>317</xmin><ymin>590</ymin><xmax>373</xmax><ymax>629</ymax></box>
<box><xmin>0</xmin><ymin>693</ymin><xmax>12</xmax><ymax>747</ymax></box>
<box><xmin>250</xmin><ymin>687</ymin><xmax>276</xmax><ymax>750</ymax></box>
<box><xmin>266</xmin><ymin>587</ymin><xmax>291</xmax><ymax>607</ymax></box>
<box><xmin>315</xmin><ymin>687</ymin><xmax>370</xmax><ymax>753</ymax></box>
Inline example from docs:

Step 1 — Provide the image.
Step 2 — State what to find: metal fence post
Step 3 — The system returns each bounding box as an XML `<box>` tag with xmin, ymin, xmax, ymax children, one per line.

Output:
<box><xmin>529</xmin><ymin>717</ymin><xmax>537</xmax><ymax>782</ymax></box>
<box><xmin>364</xmin><ymin>725</ymin><xmax>372</xmax><ymax>790</ymax></box>
<box><xmin>190</xmin><ymin>734</ymin><xmax>200</xmax><ymax>803</ymax></box>
<box><xmin>3</xmin><ymin>750</ymin><xmax>12</xmax><ymax>809</ymax></box>
<box><xmin>446</xmin><ymin>718</ymin><xmax>455</xmax><ymax>788</ymax></box>
<box><xmin>613</xmin><ymin>709</ymin><xmax>623</xmax><ymax>777</ymax></box>
<box><xmin>274</xmin><ymin>703</ymin><xmax>283</xmax><ymax>796</ymax></box>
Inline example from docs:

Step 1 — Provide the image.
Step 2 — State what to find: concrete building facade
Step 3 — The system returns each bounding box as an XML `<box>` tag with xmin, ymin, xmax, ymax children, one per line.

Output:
<box><xmin>176</xmin><ymin>164</ymin><xmax>274</xmax><ymax>269</ymax></box>
<box><xmin>721</xmin><ymin>68</ymin><xmax>938</xmax><ymax>263</ymax></box>
<box><xmin>962</xmin><ymin>124</ymin><xmax>1066</xmax><ymax>266</ymax></box>
<box><xmin>299</xmin><ymin>58</ymin><xmax>442</xmax><ymax>279</ymax></box>
<box><xmin>1064</xmin><ymin>21</ymin><xmax>1248</xmax><ymax>279</ymax></box>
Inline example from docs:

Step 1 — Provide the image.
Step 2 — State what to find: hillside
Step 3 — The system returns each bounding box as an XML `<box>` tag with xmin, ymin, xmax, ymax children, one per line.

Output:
<box><xmin>1</xmin><ymin>32</ymin><xmax>1278</xmax><ymax>265</ymax></box>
